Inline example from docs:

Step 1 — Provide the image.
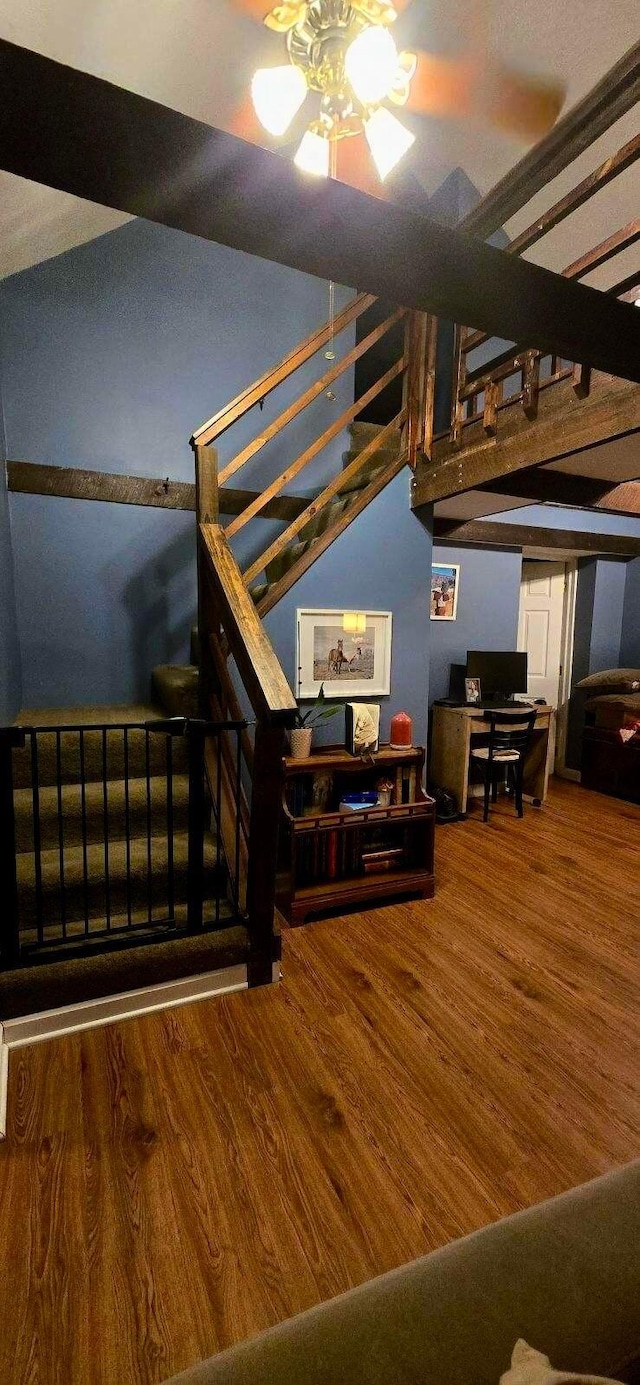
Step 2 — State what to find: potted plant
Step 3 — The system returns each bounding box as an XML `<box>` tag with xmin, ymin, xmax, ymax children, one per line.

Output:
<box><xmin>290</xmin><ymin>684</ymin><xmax>343</xmax><ymax>759</ymax></box>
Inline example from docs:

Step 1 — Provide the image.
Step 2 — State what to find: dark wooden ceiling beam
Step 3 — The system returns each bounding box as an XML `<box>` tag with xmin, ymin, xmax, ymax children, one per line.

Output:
<box><xmin>479</xmin><ymin>469</ymin><xmax>640</xmax><ymax>514</ymax></box>
<box><xmin>459</xmin><ymin>40</ymin><xmax>640</xmax><ymax>239</ymax></box>
<box><xmin>1</xmin><ymin>40</ymin><xmax>640</xmax><ymax>383</ymax></box>
<box><xmin>433</xmin><ymin>517</ymin><xmax>640</xmax><ymax>557</ymax></box>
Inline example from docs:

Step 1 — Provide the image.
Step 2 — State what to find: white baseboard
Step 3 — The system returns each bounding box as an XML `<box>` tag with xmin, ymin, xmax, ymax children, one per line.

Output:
<box><xmin>556</xmin><ymin>767</ymin><xmax>581</xmax><ymax>782</ymax></box>
<box><xmin>0</xmin><ymin>957</ymin><xmax>283</xmax><ymax>1139</ymax></box>
<box><xmin>1</xmin><ymin>963</ymin><xmax>250</xmax><ymax>1052</ymax></box>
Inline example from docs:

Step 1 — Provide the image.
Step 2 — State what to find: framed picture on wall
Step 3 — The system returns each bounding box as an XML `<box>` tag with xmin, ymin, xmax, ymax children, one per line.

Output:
<box><xmin>430</xmin><ymin>563</ymin><xmax>460</xmax><ymax>621</ymax></box>
<box><xmin>296</xmin><ymin>609</ymin><xmax>392</xmax><ymax>699</ymax></box>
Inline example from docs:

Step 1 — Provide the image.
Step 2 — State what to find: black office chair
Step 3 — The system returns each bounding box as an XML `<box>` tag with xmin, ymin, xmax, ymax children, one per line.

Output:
<box><xmin>470</xmin><ymin>709</ymin><xmax>537</xmax><ymax>822</ymax></box>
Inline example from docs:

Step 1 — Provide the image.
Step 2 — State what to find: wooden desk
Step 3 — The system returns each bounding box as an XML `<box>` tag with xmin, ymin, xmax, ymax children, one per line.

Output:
<box><xmin>430</xmin><ymin>703</ymin><xmax>556</xmax><ymax>815</ymax></box>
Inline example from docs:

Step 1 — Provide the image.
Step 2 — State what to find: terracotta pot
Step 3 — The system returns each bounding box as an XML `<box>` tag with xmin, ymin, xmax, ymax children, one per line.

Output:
<box><xmin>289</xmin><ymin>727</ymin><xmax>313</xmax><ymax>759</ymax></box>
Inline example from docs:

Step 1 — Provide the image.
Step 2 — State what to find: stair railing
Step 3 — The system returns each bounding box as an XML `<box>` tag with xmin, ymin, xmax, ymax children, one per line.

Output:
<box><xmin>191</xmin><ymin>293</ymin><xmax>437</xmax><ymax>979</ymax></box>
<box><xmin>191</xmin><ymin>292</ymin><xmax>433</xmax><ymax>616</ymax></box>
<box><xmin>195</xmin><ymin>445</ymin><xmax>299</xmax><ymax>984</ymax></box>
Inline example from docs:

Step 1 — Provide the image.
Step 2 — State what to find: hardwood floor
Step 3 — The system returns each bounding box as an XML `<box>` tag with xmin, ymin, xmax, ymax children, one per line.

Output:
<box><xmin>0</xmin><ymin>779</ymin><xmax>638</xmax><ymax>1384</ymax></box>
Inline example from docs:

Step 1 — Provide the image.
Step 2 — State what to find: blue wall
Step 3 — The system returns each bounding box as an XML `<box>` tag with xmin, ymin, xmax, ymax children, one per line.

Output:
<box><xmin>428</xmin><ymin>541</ymin><xmax>522</xmax><ymax>703</ymax></box>
<box><xmin>0</xmin><ymin>219</ymin><xmax>356</xmax><ymax>709</ymax></box>
<box><xmin>265</xmin><ymin>472</ymin><xmax>433</xmax><ymax>748</ymax></box>
<box><xmin>0</xmin><ymin>351</ymin><xmax>21</xmax><ymax>722</ymax></box>
<box><xmin>621</xmin><ymin>559</ymin><xmax>640</xmax><ymax>666</ymax></box>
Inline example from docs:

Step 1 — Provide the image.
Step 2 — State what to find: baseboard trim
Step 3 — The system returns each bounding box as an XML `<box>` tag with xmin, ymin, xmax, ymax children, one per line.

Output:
<box><xmin>556</xmin><ymin>767</ymin><xmax>581</xmax><ymax>783</ymax></box>
<box><xmin>1</xmin><ymin>963</ymin><xmax>250</xmax><ymax>1052</ymax></box>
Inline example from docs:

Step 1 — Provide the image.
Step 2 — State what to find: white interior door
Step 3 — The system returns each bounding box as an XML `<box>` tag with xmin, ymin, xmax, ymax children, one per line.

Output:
<box><xmin>517</xmin><ymin>560</ymin><xmax>566</xmax><ymax>705</ymax></box>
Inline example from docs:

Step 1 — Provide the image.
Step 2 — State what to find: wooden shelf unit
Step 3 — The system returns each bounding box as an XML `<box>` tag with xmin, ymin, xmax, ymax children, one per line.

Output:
<box><xmin>277</xmin><ymin>744</ymin><xmax>435</xmax><ymax>926</ymax></box>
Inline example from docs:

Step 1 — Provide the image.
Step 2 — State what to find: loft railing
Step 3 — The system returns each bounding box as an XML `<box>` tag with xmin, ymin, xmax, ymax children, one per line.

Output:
<box><xmin>425</xmin><ymin>125</ymin><xmax>640</xmax><ymax>453</ymax></box>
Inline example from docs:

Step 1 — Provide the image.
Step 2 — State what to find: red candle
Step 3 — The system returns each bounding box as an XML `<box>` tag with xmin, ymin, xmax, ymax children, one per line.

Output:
<box><xmin>390</xmin><ymin>711</ymin><xmax>412</xmax><ymax>748</ymax></box>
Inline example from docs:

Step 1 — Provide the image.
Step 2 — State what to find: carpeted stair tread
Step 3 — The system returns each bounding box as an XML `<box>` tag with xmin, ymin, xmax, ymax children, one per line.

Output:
<box><xmin>14</xmin><ymin>773</ymin><xmax>190</xmax><ymax>853</ymax></box>
<box><xmin>12</xmin><ymin>719</ymin><xmax>188</xmax><ymax>789</ymax></box>
<box><xmin>15</xmin><ymin>703</ymin><xmax>162</xmax><ymax>727</ymax></box>
<box><xmin>0</xmin><ymin>924</ymin><xmax>249</xmax><ymax>1020</ymax></box>
<box><xmin>17</xmin><ymin>830</ymin><xmax>226</xmax><ymax>931</ymax></box>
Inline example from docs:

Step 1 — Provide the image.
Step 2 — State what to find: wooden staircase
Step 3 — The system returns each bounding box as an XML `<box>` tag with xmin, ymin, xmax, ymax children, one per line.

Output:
<box><xmin>186</xmin><ymin>295</ymin><xmax>428</xmax><ymax>969</ymax></box>
<box><xmin>190</xmin><ymin>293</ymin><xmax>426</xmax><ymax>623</ymax></box>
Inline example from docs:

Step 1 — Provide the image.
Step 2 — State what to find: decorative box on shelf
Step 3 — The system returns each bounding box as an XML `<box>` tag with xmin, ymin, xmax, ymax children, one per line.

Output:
<box><xmin>276</xmin><ymin>743</ymin><xmax>435</xmax><ymax>927</ymax></box>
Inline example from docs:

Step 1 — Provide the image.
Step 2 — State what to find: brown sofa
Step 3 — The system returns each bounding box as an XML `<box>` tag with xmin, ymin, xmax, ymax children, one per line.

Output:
<box><xmin>165</xmin><ymin>1160</ymin><xmax>640</xmax><ymax>1385</ymax></box>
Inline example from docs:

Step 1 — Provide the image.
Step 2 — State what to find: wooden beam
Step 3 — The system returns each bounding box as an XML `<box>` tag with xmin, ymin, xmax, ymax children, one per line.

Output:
<box><xmin>479</xmin><ymin>470</ymin><xmax>640</xmax><ymax>515</ymax></box>
<box><xmin>459</xmin><ymin>41</ymin><xmax>640</xmax><ymax>239</ymax></box>
<box><xmin>1</xmin><ymin>40</ymin><xmax>640</xmax><ymax>382</ymax></box>
<box><xmin>412</xmin><ymin>372</ymin><xmax>640</xmax><ymax>505</ymax></box>
<box><xmin>433</xmin><ymin>518</ymin><xmax>640</xmax><ymax>557</ymax></box>
<box><xmin>562</xmin><ymin>219</ymin><xmax>640</xmax><ymax>282</ymax></box>
<box><xmin>464</xmin><ymin>220</ymin><xmax>640</xmax><ymax>364</ymax></box>
<box><xmin>505</xmin><ymin>133</ymin><xmax>640</xmax><ymax>261</ymax></box>
<box><xmin>6</xmin><ymin>460</ymin><xmax>309</xmax><ymax>522</ymax></box>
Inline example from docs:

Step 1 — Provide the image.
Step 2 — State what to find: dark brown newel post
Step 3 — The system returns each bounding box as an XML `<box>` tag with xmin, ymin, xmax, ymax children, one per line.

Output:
<box><xmin>194</xmin><ymin>443</ymin><xmax>220</xmax><ymax>714</ymax></box>
<box><xmin>246</xmin><ymin>722</ymin><xmax>287</xmax><ymax>987</ymax></box>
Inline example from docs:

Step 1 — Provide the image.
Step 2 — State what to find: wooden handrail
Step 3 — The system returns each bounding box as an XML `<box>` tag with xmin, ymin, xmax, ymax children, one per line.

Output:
<box><xmin>459</xmin><ymin>40</ymin><xmax>640</xmax><ymax>241</ymax></box>
<box><xmin>462</xmin><ymin>138</ymin><xmax>640</xmax><ymax>355</ymax></box>
<box><xmin>222</xmin><ymin>355</ymin><xmax>406</xmax><ymax>538</ymax></box>
<box><xmin>243</xmin><ymin>409</ymin><xmax>406</xmax><ymax>586</ymax></box>
<box><xmin>219</xmin><ymin>306</ymin><xmax>406</xmax><ymax>489</ymax></box>
<box><xmin>495</xmin><ymin>134</ymin><xmax>640</xmax><ymax>265</ymax></box>
<box><xmin>199</xmin><ymin>522</ymin><xmax>297</xmax><ymax>725</ymax></box>
<box><xmin>191</xmin><ymin>292</ymin><xmax>375</xmax><ymax>447</ymax></box>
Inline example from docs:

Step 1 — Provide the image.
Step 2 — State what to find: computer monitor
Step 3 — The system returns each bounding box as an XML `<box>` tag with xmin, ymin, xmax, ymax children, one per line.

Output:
<box><xmin>465</xmin><ymin>650</ymin><xmax>528</xmax><ymax>701</ymax></box>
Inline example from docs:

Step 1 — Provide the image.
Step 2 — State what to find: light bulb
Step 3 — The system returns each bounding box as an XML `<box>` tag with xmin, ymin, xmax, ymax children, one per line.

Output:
<box><xmin>251</xmin><ymin>66</ymin><xmax>307</xmax><ymax>137</ymax></box>
<box><xmin>294</xmin><ymin>126</ymin><xmax>330</xmax><ymax>177</ymax></box>
<box><xmin>345</xmin><ymin>25</ymin><xmax>398</xmax><ymax>106</ymax></box>
<box><xmin>364</xmin><ymin>106</ymin><xmax>415</xmax><ymax>180</ymax></box>
<box><xmin>343</xmin><ymin>612</ymin><xmax>367</xmax><ymax>635</ymax></box>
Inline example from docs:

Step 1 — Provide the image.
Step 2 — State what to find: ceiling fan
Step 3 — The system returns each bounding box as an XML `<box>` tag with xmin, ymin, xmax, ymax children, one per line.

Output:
<box><xmin>227</xmin><ymin>0</ymin><xmax>566</xmax><ymax>190</ymax></box>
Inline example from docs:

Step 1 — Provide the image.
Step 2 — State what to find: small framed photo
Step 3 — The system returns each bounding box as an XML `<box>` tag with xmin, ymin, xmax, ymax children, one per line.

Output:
<box><xmin>430</xmin><ymin>563</ymin><xmax>460</xmax><ymax>621</ymax></box>
<box><xmin>465</xmin><ymin>677</ymin><xmax>481</xmax><ymax>704</ymax></box>
<box><xmin>296</xmin><ymin>609</ymin><xmax>392</xmax><ymax>699</ymax></box>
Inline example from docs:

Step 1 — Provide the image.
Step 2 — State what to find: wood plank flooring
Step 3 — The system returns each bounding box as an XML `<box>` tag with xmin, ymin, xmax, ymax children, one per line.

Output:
<box><xmin>0</xmin><ymin>779</ymin><xmax>638</xmax><ymax>1384</ymax></box>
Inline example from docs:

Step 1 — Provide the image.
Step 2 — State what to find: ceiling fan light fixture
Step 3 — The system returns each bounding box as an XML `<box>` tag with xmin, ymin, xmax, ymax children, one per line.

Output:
<box><xmin>294</xmin><ymin>123</ymin><xmax>331</xmax><ymax>177</ymax></box>
<box><xmin>364</xmin><ymin>106</ymin><xmax>415</xmax><ymax>180</ymax></box>
<box><xmin>344</xmin><ymin>24</ymin><xmax>399</xmax><ymax>107</ymax></box>
<box><xmin>251</xmin><ymin>65</ymin><xmax>307</xmax><ymax>137</ymax></box>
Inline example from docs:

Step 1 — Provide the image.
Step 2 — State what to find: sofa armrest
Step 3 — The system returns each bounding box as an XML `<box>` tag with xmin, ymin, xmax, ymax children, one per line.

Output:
<box><xmin>165</xmin><ymin>1161</ymin><xmax>640</xmax><ymax>1385</ymax></box>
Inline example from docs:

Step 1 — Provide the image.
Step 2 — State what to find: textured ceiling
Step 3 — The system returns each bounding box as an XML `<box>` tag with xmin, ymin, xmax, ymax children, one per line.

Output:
<box><xmin>0</xmin><ymin>0</ymin><xmax>637</xmax><ymax>279</ymax></box>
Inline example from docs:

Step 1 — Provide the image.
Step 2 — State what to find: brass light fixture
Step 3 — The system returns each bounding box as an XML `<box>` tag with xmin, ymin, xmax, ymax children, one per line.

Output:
<box><xmin>250</xmin><ymin>0</ymin><xmax>417</xmax><ymax>181</ymax></box>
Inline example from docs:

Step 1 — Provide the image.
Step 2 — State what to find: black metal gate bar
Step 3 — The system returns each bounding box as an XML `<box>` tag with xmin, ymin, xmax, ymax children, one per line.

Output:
<box><xmin>0</xmin><ymin>728</ymin><xmax>23</xmax><ymax>968</ymax></box>
<box><xmin>0</xmin><ymin>715</ymin><xmax>247</xmax><ymax>971</ymax></box>
<box><xmin>29</xmin><ymin>730</ymin><xmax>44</xmax><ymax>946</ymax></box>
<box><xmin>102</xmin><ymin>727</ymin><xmax>111</xmax><ymax>931</ymax></box>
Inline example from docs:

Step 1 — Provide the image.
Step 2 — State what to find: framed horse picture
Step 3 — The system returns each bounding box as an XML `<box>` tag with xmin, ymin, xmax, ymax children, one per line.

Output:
<box><xmin>296</xmin><ymin>609</ymin><xmax>393</xmax><ymax>699</ymax></box>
